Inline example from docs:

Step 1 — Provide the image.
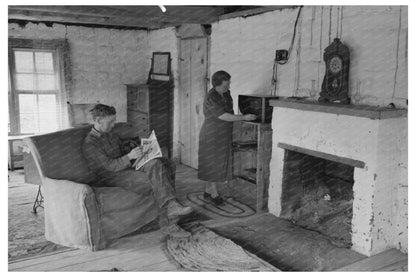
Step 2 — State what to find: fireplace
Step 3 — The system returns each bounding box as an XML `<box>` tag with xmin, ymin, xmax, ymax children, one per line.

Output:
<box><xmin>268</xmin><ymin>99</ymin><xmax>407</xmax><ymax>256</ymax></box>
<box><xmin>280</xmin><ymin>148</ymin><xmax>354</xmax><ymax>248</ymax></box>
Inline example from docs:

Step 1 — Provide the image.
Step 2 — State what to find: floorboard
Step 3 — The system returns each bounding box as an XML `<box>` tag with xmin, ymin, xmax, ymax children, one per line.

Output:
<box><xmin>9</xmin><ymin>213</ymin><xmax>408</xmax><ymax>272</ymax></box>
<box><xmin>9</xmin><ymin>165</ymin><xmax>408</xmax><ymax>272</ymax></box>
<box><xmin>378</xmin><ymin>259</ymin><xmax>408</xmax><ymax>272</ymax></box>
<box><xmin>335</xmin><ymin>248</ymin><xmax>408</xmax><ymax>271</ymax></box>
<box><xmin>10</xmin><ymin>230</ymin><xmax>163</xmax><ymax>270</ymax></box>
<box><xmin>9</xmin><ymin>230</ymin><xmax>170</xmax><ymax>272</ymax></box>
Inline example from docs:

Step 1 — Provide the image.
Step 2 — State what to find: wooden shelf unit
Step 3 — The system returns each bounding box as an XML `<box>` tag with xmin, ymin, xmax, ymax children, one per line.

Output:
<box><xmin>126</xmin><ymin>81</ymin><xmax>173</xmax><ymax>158</ymax></box>
<box><xmin>232</xmin><ymin>121</ymin><xmax>273</xmax><ymax>212</ymax></box>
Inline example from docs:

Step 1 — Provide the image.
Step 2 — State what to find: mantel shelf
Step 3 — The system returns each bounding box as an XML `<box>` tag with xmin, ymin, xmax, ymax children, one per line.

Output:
<box><xmin>270</xmin><ymin>98</ymin><xmax>407</xmax><ymax>120</ymax></box>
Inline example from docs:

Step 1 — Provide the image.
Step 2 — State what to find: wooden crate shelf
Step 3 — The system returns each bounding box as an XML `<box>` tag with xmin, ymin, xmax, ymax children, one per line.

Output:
<box><xmin>232</xmin><ymin>121</ymin><xmax>273</xmax><ymax>212</ymax></box>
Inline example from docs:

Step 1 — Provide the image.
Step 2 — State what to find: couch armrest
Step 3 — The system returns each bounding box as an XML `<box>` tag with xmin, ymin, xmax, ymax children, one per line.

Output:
<box><xmin>43</xmin><ymin>177</ymin><xmax>104</xmax><ymax>251</ymax></box>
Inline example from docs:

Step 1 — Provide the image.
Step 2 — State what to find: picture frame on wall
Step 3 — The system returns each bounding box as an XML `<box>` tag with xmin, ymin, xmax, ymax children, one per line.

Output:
<box><xmin>150</xmin><ymin>52</ymin><xmax>171</xmax><ymax>81</ymax></box>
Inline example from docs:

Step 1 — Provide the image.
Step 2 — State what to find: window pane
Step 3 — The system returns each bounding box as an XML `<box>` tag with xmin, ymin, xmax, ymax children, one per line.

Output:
<box><xmin>37</xmin><ymin>74</ymin><xmax>57</xmax><ymax>90</ymax></box>
<box><xmin>19</xmin><ymin>94</ymin><xmax>38</xmax><ymax>133</ymax></box>
<box><xmin>38</xmin><ymin>95</ymin><xmax>58</xmax><ymax>132</ymax></box>
<box><xmin>35</xmin><ymin>52</ymin><xmax>54</xmax><ymax>73</ymax></box>
<box><xmin>14</xmin><ymin>51</ymin><xmax>34</xmax><ymax>73</ymax></box>
<box><xmin>15</xmin><ymin>73</ymin><xmax>35</xmax><ymax>90</ymax></box>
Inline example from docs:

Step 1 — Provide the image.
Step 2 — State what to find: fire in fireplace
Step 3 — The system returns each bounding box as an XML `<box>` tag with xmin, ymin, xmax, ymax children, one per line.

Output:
<box><xmin>280</xmin><ymin>149</ymin><xmax>354</xmax><ymax>248</ymax></box>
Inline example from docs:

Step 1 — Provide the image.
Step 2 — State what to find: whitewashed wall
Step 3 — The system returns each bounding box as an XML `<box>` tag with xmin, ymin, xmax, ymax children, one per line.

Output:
<box><xmin>211</xmin><ymin>5</ymin><xmax>407</xmax><ymax>253</ymax></box>
<box><xmin>211</xmin><ymin>6</ymin><xmax>408</xmax><ymax>109</ymax></box>
<box><xmin>9</xmin><ymin>22</ymin><xmax>149</xmax><ymax>122</ymax></box>
<box><xmin>8</xmin><ymin>23</ymin><xmax>182</xmax><ymax>159</ymax></box>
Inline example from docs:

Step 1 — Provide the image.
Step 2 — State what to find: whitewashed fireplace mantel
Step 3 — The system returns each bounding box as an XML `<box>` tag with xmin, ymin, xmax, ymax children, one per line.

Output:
<box><xmin>268</xmin><ymin>99</ymin><xmax>407</xmax><ymax>256</ymax></box>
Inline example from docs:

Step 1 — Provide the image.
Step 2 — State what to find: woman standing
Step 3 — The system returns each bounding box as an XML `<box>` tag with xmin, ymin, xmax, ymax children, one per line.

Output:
<box><xmin>198</xmin><ymin>70</ymin><xmax>256</xmax><ymax>205</ymax></box>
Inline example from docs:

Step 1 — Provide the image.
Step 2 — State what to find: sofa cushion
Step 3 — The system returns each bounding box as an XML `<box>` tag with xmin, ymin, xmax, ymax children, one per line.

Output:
<box><xmin>93</xmin><ymin>186</ymin><xmax>153</xmax><ymax>214</ymax></box>
<box><xmin>93</xmin><ymin>186</ymin><xmax>158</xmax><ymax>241</ymax></box>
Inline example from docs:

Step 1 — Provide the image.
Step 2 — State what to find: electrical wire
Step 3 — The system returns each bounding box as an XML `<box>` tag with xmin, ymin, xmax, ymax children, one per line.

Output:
<box><xmin>270</xmin><ymin>5</ymin><xmax>303</xmax><ymax>96</ymax></box>
<box><xmin>285</xmin><ymin>5</ymin><xmax>303</xmax><ymax>63</ymax></box>
<box><xmin>271</xmin><ymin>61</ymin><xmax>278</xmax><ymax>96</ymax></box>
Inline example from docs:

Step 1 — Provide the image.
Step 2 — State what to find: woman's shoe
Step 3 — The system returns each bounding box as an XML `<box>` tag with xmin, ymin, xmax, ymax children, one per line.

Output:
<box><xmin>203</xmin><ymin>192</ymin><xmax>225</xmax><ymax>205</ymax></box>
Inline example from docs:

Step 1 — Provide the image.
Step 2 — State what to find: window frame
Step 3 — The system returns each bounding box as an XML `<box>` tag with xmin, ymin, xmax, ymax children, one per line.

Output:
<box><xmin>8</xmin><ymin>38</ymin><xmax>71</xmax><ymax>135</ymax></box>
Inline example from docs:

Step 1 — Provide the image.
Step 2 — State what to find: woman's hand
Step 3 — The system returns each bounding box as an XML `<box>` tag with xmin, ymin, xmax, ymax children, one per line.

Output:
<box><xmin>243</xmin><ymin>114</ymin><xmax>257</xmax><ymax>121</ymax></box>
<box><xmin>127</xmin><ymin>146</ymin><xmax>144</xmax><ymax>160</ymax></box>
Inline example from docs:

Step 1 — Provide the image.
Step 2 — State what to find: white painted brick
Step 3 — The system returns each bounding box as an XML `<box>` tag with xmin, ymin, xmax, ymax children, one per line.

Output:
<box><xmin>269</xmin><ymin>107</ymin><xmax>407</xmax><ymax>255</ymax></box>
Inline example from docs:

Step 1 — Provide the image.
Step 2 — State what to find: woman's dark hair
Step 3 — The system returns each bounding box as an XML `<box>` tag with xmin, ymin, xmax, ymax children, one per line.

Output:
<box><xmin>90</xmin><ymin>104</ymin><xmax>116</xmax><ymax>120</ymax></box>
<box><xmin>211</xmin><ymin>70</ymin><xmax>231</xmax><ymax>87</ymax></box>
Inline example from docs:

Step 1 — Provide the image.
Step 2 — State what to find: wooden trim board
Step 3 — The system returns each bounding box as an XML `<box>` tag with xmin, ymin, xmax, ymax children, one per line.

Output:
<box><xmin>278</xmin><ymin>142</ymin><xmax>365</xmax><ymax>168</ymax></box>
<box><xmin>270</xmin><ymin>99</ymin><xmax>407</xmax><ymax>120</ymax></box>
<box><xmin>219</xmin><ymin>6</ymin><xmax>296</xmax><ymax>21</ymax></box>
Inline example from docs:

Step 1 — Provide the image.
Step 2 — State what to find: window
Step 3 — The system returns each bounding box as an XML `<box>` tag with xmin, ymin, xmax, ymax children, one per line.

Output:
<box><xmin>8</xmin><ymin>39</ymin><xmax>70</xmax><ymax>135</ymax></box>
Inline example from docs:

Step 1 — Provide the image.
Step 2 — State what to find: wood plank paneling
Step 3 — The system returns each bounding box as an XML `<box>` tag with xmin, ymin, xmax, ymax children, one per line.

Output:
<box><xmin>190</xmin><ymin>37</ymin><xmax>208</xmax><ymax>168</ymax></box>
<box><xmin>179</xmin><ymin>37</ymin><xmax>208</xmax><ymax>169</ymax></box>
<box><xmin>179</xmin><ymin>39</ymin><xmax>192</xmax><ymax>167</ymax></box>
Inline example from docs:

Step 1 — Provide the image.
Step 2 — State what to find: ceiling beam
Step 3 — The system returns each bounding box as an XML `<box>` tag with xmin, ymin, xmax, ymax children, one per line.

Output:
<box><xmin>218</xmin><ymin>6</ymin><xmax>297</xmax><ymax>20</ymax></box>
<box><xmin>8</xmin><ymin>6</ymin><xmax>225</xmax><ymax>29</ymax></box>
<box><xmin>8</xmin><ymin>11</ymin><xmax>142</xmax><ymax>28</ymax></box>
<box><xmin>8</xmin><ymin>5</ymin><xmax>224</xmax><ymax>18</ymax></box>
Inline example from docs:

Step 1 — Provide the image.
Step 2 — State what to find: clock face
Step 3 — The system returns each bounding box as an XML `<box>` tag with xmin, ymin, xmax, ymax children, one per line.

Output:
<box><xmin>329</xmin><ymin>55</ymin><xmax>343</xmax><ymax>74</ymax></box>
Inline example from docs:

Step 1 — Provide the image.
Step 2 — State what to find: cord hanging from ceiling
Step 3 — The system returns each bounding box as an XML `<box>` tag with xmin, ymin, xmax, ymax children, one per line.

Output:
<box><xmin>270</xmin><ymin>6</ymin><xmax>303</xmax><ymax>96</ymax></box>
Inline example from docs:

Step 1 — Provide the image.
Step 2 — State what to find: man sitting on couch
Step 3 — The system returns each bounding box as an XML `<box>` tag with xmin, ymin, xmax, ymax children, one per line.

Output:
<box><xmin>82</xmin><ymin>104</ymin><xmax>193</xmax><ymax>238</ymax></box>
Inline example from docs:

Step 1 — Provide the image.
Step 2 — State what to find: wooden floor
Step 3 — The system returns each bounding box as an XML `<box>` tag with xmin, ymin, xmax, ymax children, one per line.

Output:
<box><xmin>8</xmin><ymin>215</ymin><xmax>408</xmax><ymax>272</ymax></box>
<box><xmin>335</xmin><ymin>249</ymin><xmax>408</xmax><ymax>272</ymax></box>
<box><xmin>8</xmin><ymin>230</ymin><xmax>177</xmax><ymax>272</ymax></box>
<box><xmin>8</xmin><ymin>165</ymin><xmax>408</xmax><ymax>272</ymax></box>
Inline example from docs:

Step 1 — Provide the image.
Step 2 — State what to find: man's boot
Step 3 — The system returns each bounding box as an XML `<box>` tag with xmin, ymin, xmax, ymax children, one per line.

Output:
<box><xmin>166</xmin><ymin>200</ymin><xmax>193</xmax><ymax>218</ymax></box>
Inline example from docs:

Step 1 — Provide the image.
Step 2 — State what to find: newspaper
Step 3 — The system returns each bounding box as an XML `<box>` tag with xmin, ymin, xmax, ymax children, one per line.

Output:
<box><xmin>132</xmin><ymin>130</ymin><xmax>162</xmax><ymax>170</ymax></box>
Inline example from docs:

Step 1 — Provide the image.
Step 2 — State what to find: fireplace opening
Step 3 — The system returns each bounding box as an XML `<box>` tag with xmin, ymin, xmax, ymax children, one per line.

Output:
<box><xmin>280</xmin><ymin>149</ymin><xmax>354</xmax><ymax>248</ymax></box>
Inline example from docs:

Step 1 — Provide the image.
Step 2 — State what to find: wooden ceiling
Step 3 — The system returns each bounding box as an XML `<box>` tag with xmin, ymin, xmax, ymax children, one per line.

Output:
<box><xmin>8</xmin><ymin>5</ymin><xmax>291</xmax><ymax>30</ymax></box>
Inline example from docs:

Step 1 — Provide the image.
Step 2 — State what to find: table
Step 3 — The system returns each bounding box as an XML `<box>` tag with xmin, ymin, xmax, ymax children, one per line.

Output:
<box><xmin>8</xmin><ymin>135</ymin><xmax>44</xmax><ymax>213</ymax></box>
<box><xmin>8</xmin><ymin>135</ymin><xmax>30</xmax><ymax>171</ymax></box>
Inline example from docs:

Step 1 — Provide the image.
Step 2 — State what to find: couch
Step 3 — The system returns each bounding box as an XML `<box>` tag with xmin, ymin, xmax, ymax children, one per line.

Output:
<box><xmin>23</xmin><ymin>123</ymin><xmax>159</xmax><ymax>251</ymax></box>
